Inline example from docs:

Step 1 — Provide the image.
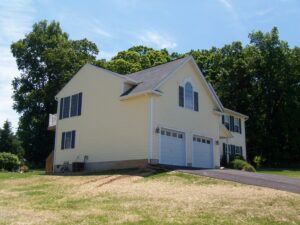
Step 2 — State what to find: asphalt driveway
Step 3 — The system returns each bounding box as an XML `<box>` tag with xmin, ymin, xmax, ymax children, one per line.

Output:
<box><xmin>181</xmin><ymin>169</ymin><xmax>300</xmax><ymax>194</ymax></box>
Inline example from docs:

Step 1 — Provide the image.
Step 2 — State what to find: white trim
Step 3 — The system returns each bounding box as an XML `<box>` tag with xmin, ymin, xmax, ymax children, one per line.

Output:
<box><xmin>224</xmin><ymin>107</ymin><xmax>248</xmax><ymax>120</ymax></box>
<box><xmin>184</xmin><ymin>82</ymin><xmax>194</xmax><ymax>110</ymax></box>
<box><xmin>148</xmin><ymin>96</ymin><xmax>154</xmax><ymax>163</ymax></box>
<box><xmin>153</xmin><ymin>56</ymin><xmax>224</xmax><ymax>112</ymax></box>
<box><xmin>154</xmin><ymin>56</ymin><xmax>192</xmax><ymax>90</ymax></box>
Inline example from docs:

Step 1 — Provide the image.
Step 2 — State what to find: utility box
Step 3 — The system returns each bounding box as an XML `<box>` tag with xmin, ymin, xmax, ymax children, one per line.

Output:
<box><xmin>72</xmin><ymin>162</ymin><xmax>85</xmax><ymax>172</ymax></box>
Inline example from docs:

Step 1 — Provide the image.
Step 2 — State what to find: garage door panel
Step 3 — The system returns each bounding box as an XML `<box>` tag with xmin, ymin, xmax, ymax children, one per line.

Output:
<box><xmin>192</xmin><ymin>135</ymin><xmax>213</xmax><ymax>168</ymax></box>
<box><xmin>160</xmin><ymin>128</ymin><xmax>185</xmax><ymax>166</ymax></box>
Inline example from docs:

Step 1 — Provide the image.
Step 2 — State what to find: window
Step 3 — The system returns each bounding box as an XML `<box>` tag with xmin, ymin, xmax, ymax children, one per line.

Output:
<box><xmin>185</xmin><ymin>82</ymin><xmax>193</xmax><ymax>109</ymax></box>
<box><xmin>179</xmin><ymin>83</ymin><xmax>199</xmax><ymax>111</ymax></box>
<box><xmin>223</xmin><ymin>144</ymin><xmax>242</xmax><ymax>156</ymax></box>
<box><xmin>234</xmin><ymin>118</ymin><xmax>240</xmax><ymax>133</ymax></box>
<box><xmin>61</xmin><ymin>130</ymin><xmax>76</xmax><ymax>150</ymax></box>
<box><xmin>223</xmin><ymin>115</ymin><xmax>230</xmax><ymax>130</ymax></box>
<box><xmin>63</xmin><ymin>96</ymin><xmax>70</xmax><ymax>119</ymax></box>
<box><xmin>59</xmin><ymin>92</ymin><xmax>82</xmax><ymax>119</ymax></box>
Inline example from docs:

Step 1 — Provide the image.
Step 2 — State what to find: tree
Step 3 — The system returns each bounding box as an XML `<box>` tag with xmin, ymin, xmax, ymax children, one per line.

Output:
<box><xmin>11</xmin><ymin>20</ymin><xmax>99</xmax><ymax>165</ymax></box>
<box><xmin>0</xmin><ymin>121</ymin><xmax>13</xmax><ymax>153</ymax></box>
<box><xmin>189</xmin><ymin>27</ymin><xmax>300</xmax><ymax>165</ymax></box>
<box><xmin>96</xmin><ymin>45</ymin><xmax>179</xmax><ymax>74</ymax></box>
<box><xmin>0</xmin><ymin>120</ymin><xmax>24</xmax><ymax>158</ymax></box>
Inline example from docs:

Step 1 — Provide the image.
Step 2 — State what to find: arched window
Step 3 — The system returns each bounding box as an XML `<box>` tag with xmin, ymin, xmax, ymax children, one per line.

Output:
<box><xmin>185</xmin><ymin>82</ymin><xmax>193</xmax><ymax>109</ymax></box>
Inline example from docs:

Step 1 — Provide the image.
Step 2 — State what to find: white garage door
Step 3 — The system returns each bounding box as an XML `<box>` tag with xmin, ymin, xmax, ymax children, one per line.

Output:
<box><xmin>160</xmin><ymin>128</ymin><xmax>186</xmax><ymax>166</ymax></box>
<box><xmin>192</xmin><ymin>135</ymin><xmax>213</xmax><ymax>168</ymax></box>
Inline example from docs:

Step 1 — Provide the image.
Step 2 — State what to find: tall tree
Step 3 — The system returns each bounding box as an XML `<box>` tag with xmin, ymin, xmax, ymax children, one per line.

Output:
<box><xmin>97</xmin><ymin>45</ymin><xmax>179</xmax><ymax>74</ymax></box>
<box><xmin>0</xmin><ymin>120</ymin><xmax>24</xmax><ymax>158</ymax></box>
<box><xmin>11</xmin><ymin>20</ymin><xmax>99</xmax><ymax>165</ymax></box>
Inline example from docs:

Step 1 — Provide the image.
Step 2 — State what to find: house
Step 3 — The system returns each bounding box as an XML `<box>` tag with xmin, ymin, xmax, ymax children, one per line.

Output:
<box><xmin>48</xmin><ymin>56</ymin><xmax>248</xmax><ymax>172</ymax></box>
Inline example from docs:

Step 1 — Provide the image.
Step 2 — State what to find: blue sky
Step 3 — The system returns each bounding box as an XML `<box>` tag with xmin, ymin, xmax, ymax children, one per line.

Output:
<box><xmin>0</xmin><ymin>0</ymin><xmax>300</xmax><ymax>130</ymax></box>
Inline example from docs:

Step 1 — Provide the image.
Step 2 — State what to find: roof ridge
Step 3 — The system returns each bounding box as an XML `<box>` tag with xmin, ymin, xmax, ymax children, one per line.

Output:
<box><xmin>127</xmin><ymin>55</ymin><xmax>191</xmax><ymax>77</ymax></box>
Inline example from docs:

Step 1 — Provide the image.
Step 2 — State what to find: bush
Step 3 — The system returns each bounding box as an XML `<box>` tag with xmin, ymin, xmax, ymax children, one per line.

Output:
<box><xmin>243</xmin><ymin>163</ymin><xmax>256</xmax><ymax>172</ymax></box>
<box><xmin>0</xmin><ymin>152</ymin><xmax>21</xmax><ymax>171</ymax></box>
<box><xmin>230</xmin><ymin>159</ymin><xmax>256</xmax><ymax>172</ymax></box>
<box><xmin>253</xmin><ymin>155</ymin><xmax>265</xmax><ymax>169</ymax></box>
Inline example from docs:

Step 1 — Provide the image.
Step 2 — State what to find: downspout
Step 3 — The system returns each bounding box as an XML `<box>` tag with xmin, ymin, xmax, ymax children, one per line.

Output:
<box><xmin>148</xmin><ymin>95</ymin><xmax>154</xmax><ymax>163</ymax></box>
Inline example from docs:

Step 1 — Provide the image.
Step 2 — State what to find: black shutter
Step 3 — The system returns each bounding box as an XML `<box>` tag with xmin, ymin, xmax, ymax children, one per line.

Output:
<box><xmin>78</xmin><ymin>92</ymin><xmax>82</xmax><ymax>115</ymax></box>
<box><xmin>239</xmin><ymin>118</ymin><xmax>242</xmax><ymax>134</ymax></box>
<box><xmin>179</xmin><ymin>86</ymin><xmax>184</xmax><ymax>107</ymax></box>
<box><xmin>194</xmin><ymin>92</ymin><xmax>198</xmax><ymax>111</ymax></box>
<box><xmin>59</xmin><ymin>98</ymin><xmax>64</xmax><ymax>120</ymax></box>
<box><xmin>70</xmin><ymin>94</ymin><xmax>78</xmax><ymax>117</ymax></box>
<box><xmin>63</xmin><ymin>96</ymin><xmax>70</xmax><ymax>118</ymax></box>
<box><xmin>240</xmin><ymin>146</ymin><xmax>243</xmax><ymax>155</ymax></box>
<box><xmin>230</xmin><ymin>116</ymin><xmax>234</xmax><ymax>132</ymax></box>
<box><xmin>222</xmin><ymin>115</ymin><xmax>224</xmax><ymax>124</ymax></box>
<box><xmin>61</xmin><ymin>132</ymin><xmax>65</xmax><ymax>150</ymax></box>
<box><xmin>71</xmin><ymin>130</ymin><xmax>76</xmax><ymax>148</ymax></box>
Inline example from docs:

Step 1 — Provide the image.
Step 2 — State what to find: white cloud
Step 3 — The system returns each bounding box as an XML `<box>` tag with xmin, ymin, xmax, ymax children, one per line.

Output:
<box><xmin>92</xmin><ymin>27</ymin><xmax>112</xmax><ymax>38</ymax></box>
<box><xmin>218</xmin><ymin>0</ymin><xmax>233</xmax><ymax>9</ymax></box>
<box><xmin>0</xmin><ymin>0</ymin><xmax>35</xmax><ymax>131</ymax></box>
<box><xmin>0</xmin><ymin>0</ymin><xmax>34</xmax><ymax>42</ymax></box>
<box><xmin>138</xmin><ymin>30</ymin><xmax>177</xmax><ymax>49</ymax></box>
<box><xmin>0</xmin><ymin>47</ymin><xmax>21</xmax><ymax>131</ymax></box>
<box><xmin>217</xmin><ymin>0</ymin><xmax>247</xmax><ymax>38</ymax></box>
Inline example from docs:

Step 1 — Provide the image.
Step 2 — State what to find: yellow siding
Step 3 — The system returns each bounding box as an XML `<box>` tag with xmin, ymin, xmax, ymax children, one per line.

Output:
<box><xmin>152</xmin><ymin>61</ymin><xmax>221</xmax><ymax>167</ymax></box>
<box><xmin>54</xmin><ymin>65</ymin><xmax>148</xmax><ymax>166</ymax></box>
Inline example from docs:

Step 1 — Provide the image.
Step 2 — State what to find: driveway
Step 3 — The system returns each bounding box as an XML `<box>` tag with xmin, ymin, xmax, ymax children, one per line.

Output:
<box><xmin>181</xmin><ymin>169</ymin><xmax>300</xmax><ymax>194</ymax></box>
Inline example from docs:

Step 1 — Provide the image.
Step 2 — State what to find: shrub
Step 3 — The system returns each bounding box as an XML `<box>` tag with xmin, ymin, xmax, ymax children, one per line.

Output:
<box><xmin>253</xmin><ymin>155</ymin><xmax>265</xmax><ymax>169</ymax></box>
<box><xmin>230</xmin><ymin>159</ymin><xmax>256</xmax><ymax>172</ymax></box>
<box><xmin>0</xmin><ymin>152</ymin><xmax>21</xmax><ymax>171</ymax></box>
<box><xmin>243</xmin><ymin>163</ymin><xmax>256</xmax><ymax>172</ymax></box>
<box><xmin>20</xmin><ymin>165</ymin><xmax>29</xmax><ymax>173</ymax></box>
<box><xmin>230</xmin><ymin>159</ymin><xmax>247</xmax><ymax>170</ymax></box>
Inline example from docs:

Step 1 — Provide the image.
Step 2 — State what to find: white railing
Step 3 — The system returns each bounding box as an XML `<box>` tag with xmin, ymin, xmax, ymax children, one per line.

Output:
<box><xmin>48</xmin><ymin>114</ymin><xmax>57</xmax><ymax>129</ymax></box>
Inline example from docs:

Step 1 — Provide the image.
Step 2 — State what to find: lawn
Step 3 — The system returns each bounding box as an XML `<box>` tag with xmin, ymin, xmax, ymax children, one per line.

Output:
<box><xmin>257</xmin><ymin>167</ymin><xmax>300</xmax><ymax>178</ymax></box>
<box><xmin>0</xmin><ymin>169</ymin><xmax>299</xmax><ymax>225</ymax></box>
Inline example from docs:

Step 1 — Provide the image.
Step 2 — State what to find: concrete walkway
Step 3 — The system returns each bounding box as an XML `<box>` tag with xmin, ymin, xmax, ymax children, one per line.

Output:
<box><xmin>181</xmin><ymin>169</ymin><xmax>300</xmax><ymax>194</ymax></box>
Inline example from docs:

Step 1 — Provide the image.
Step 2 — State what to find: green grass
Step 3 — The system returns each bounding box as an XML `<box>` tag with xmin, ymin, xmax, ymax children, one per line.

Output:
<box><xmin>257</xmin><ymin>167</ymin><xmax>300</xmax><ymax>178</ymax></box>
<box><xmin>0</xmin><ymin>169</ymin><xmax>299</xmax><ymax>225</ymax></box>
<box><xmin>0</xmin><ymin>169</ymin><xmax>44</xmax><ymax>180</ymax></box>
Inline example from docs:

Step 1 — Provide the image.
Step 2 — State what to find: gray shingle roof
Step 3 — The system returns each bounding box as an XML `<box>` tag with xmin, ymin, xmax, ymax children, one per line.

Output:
<box><xmin>124</xmin><ymin>56</ymin><xmax>191</xmax><ymax>95</ymax></box>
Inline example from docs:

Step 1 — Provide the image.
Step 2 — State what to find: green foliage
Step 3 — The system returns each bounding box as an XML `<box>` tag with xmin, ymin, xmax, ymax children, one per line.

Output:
<box><xmin>11</xmin><ymin>20</ymin><xmax>98</xmax><ymax>165</ymax></box>
<box><xmin>0</xmin><ymin>120</ymin><xmax>24</xmax><ymax>158</ymax></box>
<box><xmin>0</xmin><ymin>152</ymin><xmax>21</xmax><ymax>171</ymax></box>
<box><xmin>230</xmin><ymin>159</ymin><xmax>256</xmax><ymax>172</ymax></box>
<box><xmin>96</xmin><ymin>45</ymin><xmax>179</xmax><ymax>74</ymax></box>
<box><xmin>253</xmin><ymin>155</ymin><xmax>265</xmax><ymax>169</ymax></box>
<box><xmin>190</xmin><ymin>27</ymin><xmax>300</xmax><ymax>165</ymax></box>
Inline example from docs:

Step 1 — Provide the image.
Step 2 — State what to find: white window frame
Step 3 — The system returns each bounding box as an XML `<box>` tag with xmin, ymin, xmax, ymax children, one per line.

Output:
<box><xmin>184</xmin><ymin>82</ymin><xmax>194</xmax><ymax>110</ymax></box>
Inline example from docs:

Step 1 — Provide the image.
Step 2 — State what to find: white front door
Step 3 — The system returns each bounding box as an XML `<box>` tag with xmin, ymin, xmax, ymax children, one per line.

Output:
<box><xmin>160</xmin><ymin>128</ymin><xmax>186</xmax><ymax>166</ymax></box>
<box><xmin>192</xmin><ymin>135</ymin><xmax>213</xmax><ymax>168</ymax></box>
